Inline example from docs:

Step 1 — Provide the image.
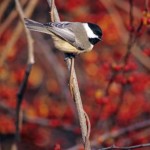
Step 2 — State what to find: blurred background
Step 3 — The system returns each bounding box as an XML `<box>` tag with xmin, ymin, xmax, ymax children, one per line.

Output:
<box><xmin>0</xmin><ymin>0</ymin><xmax>150</xmax><ymax>149</ymax></box>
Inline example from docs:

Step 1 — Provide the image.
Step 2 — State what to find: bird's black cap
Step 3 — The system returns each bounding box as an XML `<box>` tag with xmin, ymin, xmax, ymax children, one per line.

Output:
<box><xmin>88</xmin><ymin>23</ymin><xmax>102</xmax><ymax>40</ymax></box>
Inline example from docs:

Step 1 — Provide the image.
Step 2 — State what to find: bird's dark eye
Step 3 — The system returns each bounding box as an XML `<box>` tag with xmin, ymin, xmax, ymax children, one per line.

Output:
<box><xmin>89</xmin><ymin>38</ymin><xmax>100</xmax><ymax>45</ymax></box>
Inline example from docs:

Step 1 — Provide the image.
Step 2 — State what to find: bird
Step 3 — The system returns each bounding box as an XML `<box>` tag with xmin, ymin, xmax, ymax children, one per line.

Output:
<box><xmin>24</xmin><ymin>18</ymin><xmax>102</xmax><ymax>55</ymax></box>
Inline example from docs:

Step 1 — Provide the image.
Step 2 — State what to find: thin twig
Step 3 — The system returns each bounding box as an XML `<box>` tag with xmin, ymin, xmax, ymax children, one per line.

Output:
<box><xmin>107</xmin><ymin>0</ymin><xmax>135</xmax><ymax>123</ymax></box>
<box><xmin>124</xmin><ymin>0</ymin><xmax>134</xmax><ymax>64</ymax></box>
<box><xmin>65</xmin><ymin>56</ymin><xmax>90</xmax><ymax>149</ymax></box>
<box><xmin>69</xmin><ymin>56</ymin><xmax>75</xmax><ymax>98</ymax></box>
<box><xmin>84</xmin><ymin>111</ymin><xmax>91</xmax><ymax>150</ymax></box>
<box><xmin>99</xmin><ymin>143</ymin><xmax>150</xmax><ymax>150</ymax></box>
<box><xmin>104</xmin><ymin>0</ymin><xmax>146</xmax><ymax>97</ymax></box>
<box><xmin>15</xmin><ymin>0</ymin><xmax>34</xmax><ymax>64</ymax></box>
<box><xmin>67</xmin><ymin>120</ymin><xmax>150</xmax><ymax>150</ymax></box>
<box><xmin>68</xmin><ymin>120</ymin><xmax>150</xmax><ymax>150</ymax></box>
<box><xmin>16</xmin><ymin>64</ymin><xmax>32</xmax><ymax>140</ymax></box>
<box><xmin>94</xmin><ymin>120</ymin><xmax>150</xmax><ymax>145</ymax></box>
<box><xmin>15</xmin><ymin>0</ymin><xmax>35</xmax><ymax>140</ymax></box>
<box><xmin>47</xmin><ymin>0</ymin><xmax>60</xmax><ymax>22</ymax></box>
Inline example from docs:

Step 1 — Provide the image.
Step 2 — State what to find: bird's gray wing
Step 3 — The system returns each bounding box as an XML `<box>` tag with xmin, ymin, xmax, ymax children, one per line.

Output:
<box><xmin>25</xmin><ymin>19</ymin><xmax>84</xmax><ymax>49</ymax></box>
<box><xmin>44</xmin><ymin>22</ymin><xmax>77</xmax><ymax>46</ymax></box>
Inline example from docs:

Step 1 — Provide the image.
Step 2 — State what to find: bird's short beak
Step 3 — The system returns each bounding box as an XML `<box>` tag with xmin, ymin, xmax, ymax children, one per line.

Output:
<box><xmin>99</xmin><ymin>38</ymin><xmax>102</xmax><ymax>41</ymax></box>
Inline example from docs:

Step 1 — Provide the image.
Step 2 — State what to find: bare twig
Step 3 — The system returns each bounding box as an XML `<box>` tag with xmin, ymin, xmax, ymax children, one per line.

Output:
<box><xmin>105</xmin><ymin>70</ymin><xmax>117</xmax><ymax>96</ymax></box>
<box><xmin>103</xmin><ymin>0</ymin><xmax>133</xmax><ymax>92</ymax></box>
<box><xmin>15</xmin><ymin>0</ymin><xmax>35</xmax><ymax>140</ymax></box>
<box><xmin>69</xmin><ymin>56</ymin><xmax>75</xmax><ymax>98</ymax></box>
<box><xmin>99</xmin><ymin>143</ymin><xmax>150</xmax><ymax>150</ymax></box>
<box><xmin>104</xmin><ymin>0</ymin><xmax>149</xmax><ymax>130</ymax></box>
<box><xmin>65</xmin><ymin>57</ymin><xmax>90</xmax><ymax>149</ymax></box>
<box><xmin>47</xmin><ymin>0</ymin><xmax>60</xmax><ymax>22</ymax></box>
<box><xmin>124</xmin><ymin>0</ymin><xmax>134</xmax><ymax>64</ymax></box>
<box><xmin>84</xmin><ymin>111</ymin><xmax>91</xmax><ymax>150</ymax></box>
<box><xmin>68</xmin><ymin>120</ymin><xmax>150</xmax><ymax>150</ymax></box>
<box><xmin>104</xmin><ymin>0</ymin><xmax>149</xmax><ymax>97</ymax></box>
<box><xmin>15</xmin><ymin>0</ymin><xmax>34</xmax><ymax>64</ymax></box>
<box><xmin>107</xmin><ymin>0</ymin><xmax>135</xmax><ymax>122</ymax></box>
<box><xmin>93</xmin><ymin>120</ymin><xmax>150</xmax><ymax>145</ymax></box>
<box><xmin>16</xmin><ymin>64</ymin><xmax>32</xmax><ymax>140</ymax></box>
<box><xmin>47</xmin><ymin>0</ymin><xmax>91</xmax><ymax>149</ymax></box>
<box><xmin>100</xmin><ymin>0</ymin><xmax>128</xmax><ymax>97</ymax></box>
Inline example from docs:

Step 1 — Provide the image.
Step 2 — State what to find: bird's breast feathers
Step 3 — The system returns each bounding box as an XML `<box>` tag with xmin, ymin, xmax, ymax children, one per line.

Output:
<box><xmin>52</xmin><ymin>35</ymin><xmax>93</xmax><ymax>54</ymax></box>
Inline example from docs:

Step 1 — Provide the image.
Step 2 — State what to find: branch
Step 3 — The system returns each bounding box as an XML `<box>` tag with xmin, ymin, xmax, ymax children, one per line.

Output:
<box><xmin>15</xmin><ymin>64</ymin><xmax>32</xmax><ymax>140</ymax></box>
<box><xmin>105</xmin><ymin>0</ymin><xmax>136</xmax><ymax>123</ymax></box>
<box><xmin>47</xmin><ymin>0</ymin><xmax>91</xmax><ymax>149</ymax></box>
<box><xmin>47</xmin><ymin>0</ymin><xmax>60</xmax><ymax>22</ymax></box>
<box><xmin>104</xmin><ymin>0</ymin><xmax>149</xmax><ymax>97</ymax></box>
<box><xmin>15</xmin><ymin>0</ymin><xmax>34</xmax><ymax>64</ymax></box>
<box><xmin>14</xmin><ymin>0</ymin><xmax>35</xmax><ymax>140</ymax></box>
<box><xmin>99</xmin><ymin>143</ymin><xmax>150</xmax><ymax>150</ymax></box>
<box><xmin>93</xmin><ymin>120</ymin><xmax>150</xmax><ymax>146</ymax></box>
<box><xmin>65</xmin><ymin>56</ymin><xmax>91</xmax><ymax>149</ymax></box>
<box><xmin>68</xmin><ymin>120</ymin><xmax>150</xmax><ymax>150</ymax></box>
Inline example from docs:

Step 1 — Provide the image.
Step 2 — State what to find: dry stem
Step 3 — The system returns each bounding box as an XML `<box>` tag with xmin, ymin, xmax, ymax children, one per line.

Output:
<box><xmin>47</xmin><ymin>0</ymin><xmax>91</xmax><ymax>149</ymax></box>
<box><xmin>14</xmin><ymin>0</ymin><xmax>35</xmax><ymax>141</ymax></box>
<box><xmin>99</xmin><ymin>143</ymin><xmax>150</xmax><ymax>150</ymax></box>
<box><xmin>15</xmin><ymin>0</ymin><xmax>34</xmax><ymax>64</ymax></box>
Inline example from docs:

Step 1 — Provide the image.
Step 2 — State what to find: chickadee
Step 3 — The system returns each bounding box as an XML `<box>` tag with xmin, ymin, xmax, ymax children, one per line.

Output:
<box><xmin>24</xmin><ymin>18</ymin><xmax>102</xmax><ymax>54</ymax></box>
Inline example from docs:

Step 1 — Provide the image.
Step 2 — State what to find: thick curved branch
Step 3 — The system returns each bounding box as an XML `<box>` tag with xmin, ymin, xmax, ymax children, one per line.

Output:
<box><xmin>47</xmin><ymin>0</ymin><xmax>91</xmax><ymax>149</ymax></box>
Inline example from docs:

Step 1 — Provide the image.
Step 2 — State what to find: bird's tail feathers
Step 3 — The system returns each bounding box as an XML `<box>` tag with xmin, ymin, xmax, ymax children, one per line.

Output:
<box><xmin>24</xmin><ymin>18</ymin><xmax>50</xmax><ymax>34</ymax></box>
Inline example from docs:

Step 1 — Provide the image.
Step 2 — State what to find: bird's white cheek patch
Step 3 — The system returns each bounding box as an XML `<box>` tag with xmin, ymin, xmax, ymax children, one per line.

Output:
<box><xmin>83</xmin><ymin>23</ymin><xmax>98</xmax><ymax>39</ymax></box>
